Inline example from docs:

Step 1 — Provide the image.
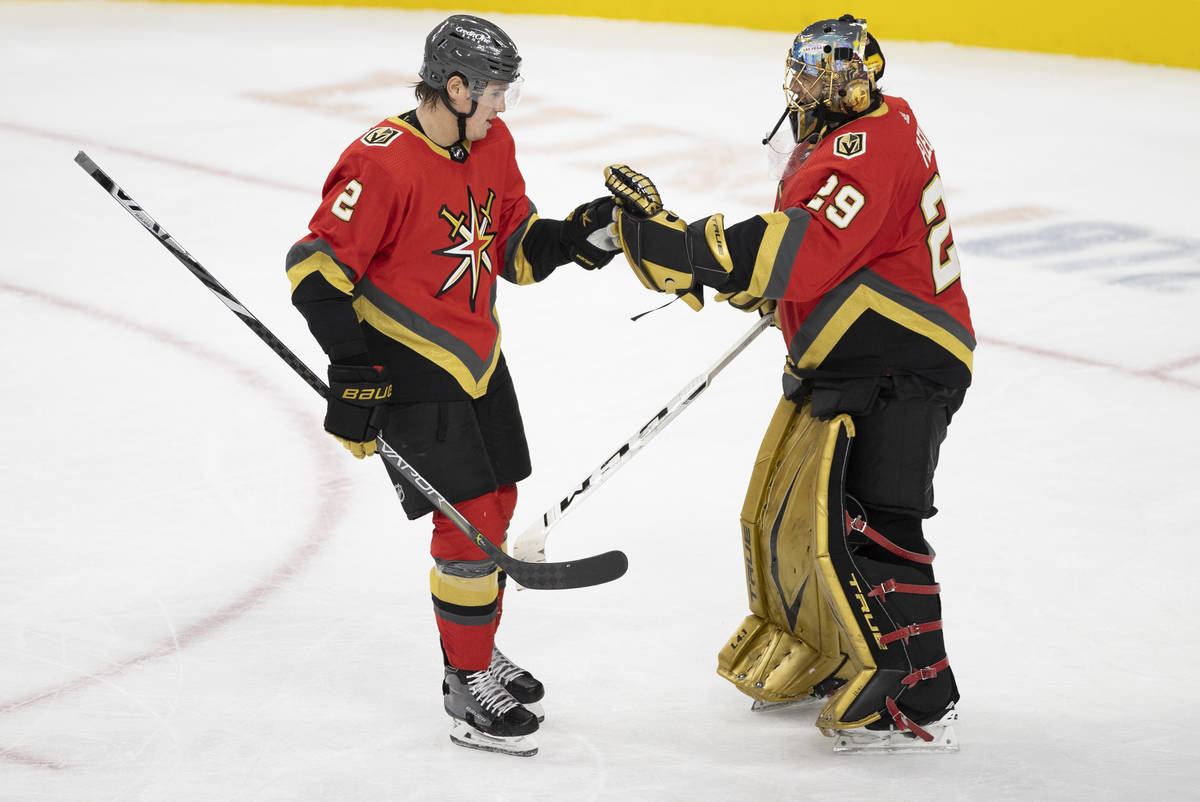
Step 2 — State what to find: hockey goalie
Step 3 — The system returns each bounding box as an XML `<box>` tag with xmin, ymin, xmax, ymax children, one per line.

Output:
<box><xmin>604</xmin><ymin>14</ymin><xmax>972</xmax><ymax>752</ymax></box>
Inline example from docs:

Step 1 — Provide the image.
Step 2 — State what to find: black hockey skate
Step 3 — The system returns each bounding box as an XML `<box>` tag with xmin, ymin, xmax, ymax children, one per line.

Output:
<box><xmin>489</xmin><ymin>647</ymin><xmax>545</xmax><ymax>721</ymax></box>
<box><xmin>443</xmin><ymin>666</ymin><xmax>539</xmax><ymax>757</ymax></box>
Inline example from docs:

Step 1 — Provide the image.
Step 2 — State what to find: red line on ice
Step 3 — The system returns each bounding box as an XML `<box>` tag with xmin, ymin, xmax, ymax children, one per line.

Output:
<box><xmin>980</xmin><ymin>336</ymin><xmax>1200</xmax><ymax>390</ymax></box>
<box><xmin>0</xmin><ymin>282</ymin><xmax>346</xmax><ymax>768</ymax></box>
<box><xmin>0</xmin><ymin>118</ymin><xmax>311</xmax><ymax>195</ymax></box>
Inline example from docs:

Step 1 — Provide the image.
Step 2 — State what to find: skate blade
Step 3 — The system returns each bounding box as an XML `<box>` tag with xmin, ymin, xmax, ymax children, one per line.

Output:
<box><xmin>448</xmin><ymin>719</ymin><xmax>538</xmax><ymax>757</ymax></box>
<box><xmin>832</xmin><ymin>716</ymin><xmax>959</xmax><ymax>754</ymax></box>
<box><xmin>523</xmin><ymin>701</ymin><xmax>545</xmax><ymax>722</ymax></box>
<box><xmin>750</xmin><ymin>696</ymin><xmax>825</xmax><ymax>713</ymax></box>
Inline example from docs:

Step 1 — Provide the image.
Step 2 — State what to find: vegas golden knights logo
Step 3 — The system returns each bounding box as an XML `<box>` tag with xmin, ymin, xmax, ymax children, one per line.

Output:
<box><xmin>433</xmin><ymin>187</ymin><xmax>497</xmax><ymax>312</ymax></box>
<box><xmin>833</xmin><ymin>132</ymin><xmax>866</xmax><ymax>160</ymax></box>
<box><xmin>361</xmin><ymin>127</ymin><xmax>402</xmax><ymax>147</ymax></box>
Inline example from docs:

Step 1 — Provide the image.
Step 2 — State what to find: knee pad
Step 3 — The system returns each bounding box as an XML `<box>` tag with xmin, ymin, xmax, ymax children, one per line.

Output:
<box><xmin>431</xmin><ymin>558</ymin><xmax>500</xmax><ymax>670</ymax></box>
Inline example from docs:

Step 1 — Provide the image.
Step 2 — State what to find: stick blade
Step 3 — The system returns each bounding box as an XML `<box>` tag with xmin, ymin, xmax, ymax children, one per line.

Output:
<box><xmin>505</xmin><ymin>549</ymin><xmax>628</xmax><ymax>590</ymax></box>
<box><xmin>511</xmin><ymin>523</ymin><xmax>548</xmax><ymax>563</ymax></box>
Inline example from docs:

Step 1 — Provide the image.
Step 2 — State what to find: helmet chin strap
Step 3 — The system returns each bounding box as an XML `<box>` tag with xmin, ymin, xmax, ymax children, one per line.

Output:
<box><xmin>438</xmin><ymin>86</ymin><xmax>477</xmax><ymax>143</ymax></box>
<box><xmin>454</xmin><ymin>99</ymin><xmax>478</xmax><ymax>142</ymax></box>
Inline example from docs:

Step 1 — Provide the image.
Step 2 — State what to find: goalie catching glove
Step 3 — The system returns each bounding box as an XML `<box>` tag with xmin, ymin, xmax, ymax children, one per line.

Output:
<box><xmin>325</xmin><ymin>363</ymin><xmax>392</xmax><ymax>459</ymax></box>
<box><xmin>604</xmin><ymin>164</ymin><xmax>738</xmax><ymax>311</ymax></box>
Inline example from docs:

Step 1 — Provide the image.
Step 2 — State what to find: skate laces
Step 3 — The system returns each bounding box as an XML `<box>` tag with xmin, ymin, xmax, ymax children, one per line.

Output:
<box><xmin>489</xmin><ymin>647</ymin><xmax>528</xmax><ymax>686</ymax></box>
<box><xmin>466</xmin><ymin>669</ymin><xmax>521</xmax><ymax>716</ymax></box>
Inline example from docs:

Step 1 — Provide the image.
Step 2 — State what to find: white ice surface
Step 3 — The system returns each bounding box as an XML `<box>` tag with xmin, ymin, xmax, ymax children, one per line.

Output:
<box><xmin>3</xmin><ymin>3</ymin><xmax>1199</xmax><ymax>799</ymax></box>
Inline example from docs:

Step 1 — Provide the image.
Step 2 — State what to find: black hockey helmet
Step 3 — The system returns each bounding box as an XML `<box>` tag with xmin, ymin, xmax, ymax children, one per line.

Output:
<box><xmin>419</xmin><ymin>14</ymin><xmax>522</xmax><ymax>98</ymax></box>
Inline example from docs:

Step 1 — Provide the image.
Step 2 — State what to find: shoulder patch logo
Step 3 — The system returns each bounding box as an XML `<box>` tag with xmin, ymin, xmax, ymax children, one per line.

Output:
<box><xmin>833</xmin><ymin>132</ymin><xmax>866</xmax><ymax>160</ymax></box>
<box><xmin>361</xmin><ymin>127</ymin><xmax>402</xmax><ymax>147</ymax></box>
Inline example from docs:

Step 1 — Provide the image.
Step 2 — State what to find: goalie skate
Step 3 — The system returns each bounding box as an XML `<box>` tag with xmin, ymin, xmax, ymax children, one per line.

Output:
<box><xmin>750</xmin><ymin>695</ymin><xmax>827</xmax><ymax>713</ymax></box>
<box><xmin>831</xmin><ymin>706</ymin><xmax>959</xmax><ymax>754</ymax></box>
<box><xmin>750</xmin><ymin>676</ymin><xmax>845</xmax><ymax>713</ymax></box>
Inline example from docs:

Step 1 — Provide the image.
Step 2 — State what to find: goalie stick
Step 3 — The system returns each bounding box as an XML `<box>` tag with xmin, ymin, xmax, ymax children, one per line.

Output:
<box><xmin>512</xmin><ymin>314</ymin><xmax>773</xmax><ymax>563</ymax></box>
<box><xmin>74</xmin><ymin>150</ymin><xmax>627</xmax><ymax>591</ymax></box>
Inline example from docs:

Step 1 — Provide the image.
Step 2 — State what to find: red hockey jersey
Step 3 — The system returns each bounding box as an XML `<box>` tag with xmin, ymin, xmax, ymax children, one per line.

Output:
<box><xmin>753</xmin><ymin>95</ymin><xmax>975</xmax><ymax>389</ymax></box>
<box><xmin>287</xmin><ymin>113</ymin><xmax>545</xmax><ymax>398</ymax></box>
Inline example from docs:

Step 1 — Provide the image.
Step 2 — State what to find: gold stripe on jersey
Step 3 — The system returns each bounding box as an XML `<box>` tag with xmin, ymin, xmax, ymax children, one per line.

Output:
<box><xmin>352</xmin><ymin>286</ymin><xmax>502</xmax><ymax>399</ymax></box>
<box><xmin>285</xmin><ymin>249</ymin><xmax>356</xmax><ymax>296</ymax></box>
<box><xmin>387</xmin><ymin>114</ymin><xmax>472</xmax><ymax>162</ymax></box>
<box><xmin>745</xmin><ymin>209</ymin><xmax>811</xmax><ymax>299</ymax></box>
<box><xmin>793</xmin><ymin>277</ymin><xmax>974</xmax><ymax>373</ymax></box>
<box><xmin>501</xmin><ymin>210</ymin><xmax>540</xmax><ymax>285</ymax></box>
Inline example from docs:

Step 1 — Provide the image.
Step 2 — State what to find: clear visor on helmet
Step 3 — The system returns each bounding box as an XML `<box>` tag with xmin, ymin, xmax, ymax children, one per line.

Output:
<box><xmin>472</xmin><ymin>77</ymin><xmax>523</xmax><ymax>111</ymax></box>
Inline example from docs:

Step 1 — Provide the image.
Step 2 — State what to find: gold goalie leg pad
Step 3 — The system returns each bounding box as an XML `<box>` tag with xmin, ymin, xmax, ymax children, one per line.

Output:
<box><xmin>716</xmin><ymin>397</ymin><xmax>856</xmax><ymax>704</ymax></box>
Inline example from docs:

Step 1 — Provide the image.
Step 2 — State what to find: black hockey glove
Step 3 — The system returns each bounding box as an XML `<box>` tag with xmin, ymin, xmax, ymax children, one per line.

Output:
<box><xmin>603</xmin><ymin>164</ymin><xmax>663</xmax><ymax>218</ymax></box>
<box><xmin>561</xmin><ymin>196</ymin><xmax>619</xmax><ymax>269</ymax></box>
<box><xmin>325</xmin><ymin>363</ymin><xmax>393</xmax><ymax>459</ymax></box>
<box><xmin>715</xmin><ymin>290</ymin><xmax>778</xmax><ymax>324</ymax></box>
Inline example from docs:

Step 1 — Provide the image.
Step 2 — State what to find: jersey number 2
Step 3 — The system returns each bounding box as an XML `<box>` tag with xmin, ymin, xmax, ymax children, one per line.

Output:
<box><xmin>921</xmin><ymin>174</ymin><xmax>961</xmax><ymax>293</ymax></box>
<box><xmin>332</xmin><ymin>179</ymin><xmax>363</xmax><ymax>222</ymax></box>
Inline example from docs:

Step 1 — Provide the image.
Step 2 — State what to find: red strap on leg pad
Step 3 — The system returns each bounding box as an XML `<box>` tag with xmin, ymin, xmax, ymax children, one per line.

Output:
<box><xmin>885</xmin><ymin>697</ymin><xmax>935</xmax><ymax>742</ymax></box>
<box><xmin>845</xmin><ymin>513</ymin><xmax>934</xmax><ymax>565</ymax></box>
<box><xmin>867</xmin><ymin>578</ymin><xmax>940</xmax><ymax>599</ymax></box>
<box><xmin>879</xmin><ymin>620</ymin><xmax>943</xmax><ymax>646</ymax></box>
<box><xmin>902</xmin><ymin>656</ymin><xmax>951</xmax><ymax>688</ymax></box>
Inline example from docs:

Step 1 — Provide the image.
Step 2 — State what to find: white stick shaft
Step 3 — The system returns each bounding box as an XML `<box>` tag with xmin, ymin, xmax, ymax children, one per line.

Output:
<box><xmin>512</xmin><ymin>314</ymin><xmax>774</xmax><ymax>562</ymax></box>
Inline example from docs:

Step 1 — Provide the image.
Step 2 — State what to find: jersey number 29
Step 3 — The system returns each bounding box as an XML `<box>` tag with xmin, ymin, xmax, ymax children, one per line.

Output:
<box><xmin>921</xmin><ymin>174</ymin><xmax>961</xmax><ymax>293</ymax></box>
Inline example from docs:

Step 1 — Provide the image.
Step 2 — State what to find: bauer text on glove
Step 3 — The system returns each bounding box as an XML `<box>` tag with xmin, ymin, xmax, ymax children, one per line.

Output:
<box><xmin>325</xmin><ymin>363</ymin><xmax>392</xmax><ymax>459</ymax></box>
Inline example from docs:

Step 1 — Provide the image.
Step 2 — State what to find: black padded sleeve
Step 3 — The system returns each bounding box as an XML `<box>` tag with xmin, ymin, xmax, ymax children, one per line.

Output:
<box><xmin>290</xmin><ymin>271</ymin><xmax>368</xmax><ymax>363</ymax></box>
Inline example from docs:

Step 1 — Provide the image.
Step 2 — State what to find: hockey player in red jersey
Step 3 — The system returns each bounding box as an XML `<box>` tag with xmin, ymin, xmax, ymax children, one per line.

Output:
<box><xmin>286</xmin><ymin>15</ymin><xmax>620</xmax><ymax>757</ymax></box>
<box><xmin>605</xmin><ymin>16</ymin><xmax>972</xmax><ymax>750</ymax></box>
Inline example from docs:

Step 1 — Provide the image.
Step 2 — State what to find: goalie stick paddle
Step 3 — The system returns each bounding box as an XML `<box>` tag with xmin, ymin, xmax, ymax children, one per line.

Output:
<box><xmin>512</xmin><ymin>314</ymin><xmax>773</xmax><ymax>563</ymax></box>
<box><xmin>73</xmin><ymin>150</ymin><xmax>628</xmax><ymax>591</ymax></box>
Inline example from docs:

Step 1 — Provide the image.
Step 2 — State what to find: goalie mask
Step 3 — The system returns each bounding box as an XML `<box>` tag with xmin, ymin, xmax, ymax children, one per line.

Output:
<box><xmin>765</xmin><ymin>15</ymin><xmax>885</xmax><ymax>155</ymax></box>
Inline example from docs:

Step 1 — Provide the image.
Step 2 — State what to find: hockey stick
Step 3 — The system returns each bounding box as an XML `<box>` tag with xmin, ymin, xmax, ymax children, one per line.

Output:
<box><xmin>74</xmin><ymin>150</ymin><xmax>627</xmax><ymax>591</ymax></box>
<box><xmin>512</xmin><ymin>313</ymin><xmax>773</xmax><ymax>563</ymax></box>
